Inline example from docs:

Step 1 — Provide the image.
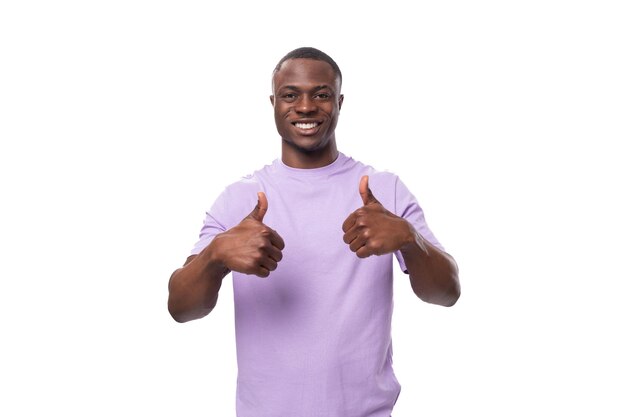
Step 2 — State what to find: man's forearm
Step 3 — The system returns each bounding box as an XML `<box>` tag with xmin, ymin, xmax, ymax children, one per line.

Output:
<box><xmin>167</xmin><ymin>245</ymin><xmax>230</xmax><ymax>323</ymax></box>
<box><xmin>400</xmin><ymin>234</ymin><xmax>460</xmax><ymax>307</ymax></box>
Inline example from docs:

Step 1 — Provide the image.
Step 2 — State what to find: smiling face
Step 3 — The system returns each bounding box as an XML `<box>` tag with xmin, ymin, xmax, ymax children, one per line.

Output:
<box><xmin>271</xmin><ymin>58</ymin><xmax>344</xmax><ymax>167</ymax></box>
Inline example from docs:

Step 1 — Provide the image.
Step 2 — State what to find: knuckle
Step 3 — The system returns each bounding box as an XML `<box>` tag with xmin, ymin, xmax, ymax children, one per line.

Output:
<box><xmin>244</xmin><ymin>260</ymin><xmax>256</xmax><ymax>272</ymax></box>
<box><xmin>355</xmin><ymin>208</ymin><xmax>367</xmax><ymax>217</ymax></box>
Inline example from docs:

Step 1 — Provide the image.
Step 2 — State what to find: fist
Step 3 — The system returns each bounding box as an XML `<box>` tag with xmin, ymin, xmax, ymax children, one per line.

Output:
<box><xmin>342</xmin><ymin>176</ymin><xmax>415</xmax><ymax>258</ymax></box>
<box><xmin>213</xmin><ymin>192</ymin><xmax>285</xmax><ymax>277</ymax></box>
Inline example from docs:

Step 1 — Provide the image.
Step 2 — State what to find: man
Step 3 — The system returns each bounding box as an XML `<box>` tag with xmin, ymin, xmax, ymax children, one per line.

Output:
<box><xmin>168</xmin><ymin>47</ymin><xmax>460</xmax><ymax>417</ymax></box>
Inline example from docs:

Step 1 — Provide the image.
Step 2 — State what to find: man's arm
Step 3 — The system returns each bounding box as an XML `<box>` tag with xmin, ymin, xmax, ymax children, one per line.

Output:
<box><xmin>342</xmin><ymin>176</ymin><xmax>460</xmax><ymax>307</ymax></box>
<box><xmin>168</xmin><ymin>192</ymin><xmax>285</xmax><ymax>322</ymax></box>
<box><xmin>167</xmin><ymin>251</ymin><xmax>228</xmax><ymax>323</ymax></box>
<box><xmin>399</xmin><ymin>230</ymin><xmax>460</xmax><ymax>307</ymax></box>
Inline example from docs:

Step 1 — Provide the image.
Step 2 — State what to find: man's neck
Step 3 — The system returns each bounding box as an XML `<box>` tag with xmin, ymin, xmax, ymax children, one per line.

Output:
<box><xmin>281</xmin><ymin>142</ymin><xmax>339</xmax><ymax>169</ymax></box>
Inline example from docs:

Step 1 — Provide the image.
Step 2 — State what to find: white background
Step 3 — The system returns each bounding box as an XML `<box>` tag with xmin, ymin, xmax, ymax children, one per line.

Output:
<box><xmin>1</xmin><ymin>1</ymin><xmax>624</xmax><ymax>416</ymax></box>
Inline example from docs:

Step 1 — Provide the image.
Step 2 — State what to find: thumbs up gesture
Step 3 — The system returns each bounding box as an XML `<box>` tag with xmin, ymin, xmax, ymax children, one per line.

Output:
<box><xmin>212</xmin><ymin>192</ymin><xmax>285</xmax><ymax>277</ymax></box>
<box><xmin>342</xmin><ymin>176</ymin><xmax>415</xmax><ymax>258</ymax></box>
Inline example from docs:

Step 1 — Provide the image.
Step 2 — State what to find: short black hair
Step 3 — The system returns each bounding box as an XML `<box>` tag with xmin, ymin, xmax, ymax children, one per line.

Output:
<box><xmin>273</xmin><ymin>47</ymin><xmax>342</xmax><ymax>86</ymax></box>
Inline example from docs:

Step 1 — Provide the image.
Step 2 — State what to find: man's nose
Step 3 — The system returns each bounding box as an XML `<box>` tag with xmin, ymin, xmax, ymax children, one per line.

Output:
<box><xmin>295</xmin><ymin>96</ymin><xmax>317</xmax><ymax>114</ymax></box>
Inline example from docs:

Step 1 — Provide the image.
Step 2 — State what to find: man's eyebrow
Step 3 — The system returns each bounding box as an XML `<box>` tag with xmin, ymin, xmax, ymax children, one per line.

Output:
<box><xmin>312</xmin><ymin>85</ymin><xmax>333</xmax><ymax>92</ymax></box>
<box><xmin>279</xmin><ymin>85</ymin><xmax>334</xmax><ymax>92</ymax></box>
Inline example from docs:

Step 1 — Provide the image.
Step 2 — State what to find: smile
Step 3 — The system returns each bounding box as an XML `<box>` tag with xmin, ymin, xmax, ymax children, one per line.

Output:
<box><xmin>293</xmin><ymin>122</ymin><xmax>320</xmax><ymax>130</ymax></box>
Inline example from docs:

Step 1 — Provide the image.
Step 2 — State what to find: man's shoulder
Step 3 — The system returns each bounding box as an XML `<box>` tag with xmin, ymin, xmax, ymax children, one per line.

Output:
<box><xmin>343</xmin><ymin>157</ymin><xmax>402</xmax><ymax>209</ymax></box>
<box><xmin>222</xmin><ymin>174</ymin><xmax>261</xmax><ymax>195</ymax></box>
<box><xmin>351</xmin><ymin>158</ymin><xmax>399</xmax><ymax>186</ymax></box>
<box><xmin>220</xmin><ymin>160</ymin><xmax>276</xmax><ymax>194</ymax></box>
<box><xmin>205</xmin><ymin>163</ymin><xmax>275</xmax><ymax>227</ymax></box>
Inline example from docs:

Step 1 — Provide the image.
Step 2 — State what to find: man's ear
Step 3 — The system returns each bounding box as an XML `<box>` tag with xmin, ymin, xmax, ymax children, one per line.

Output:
<box><xmin>269</xmin><ymin>95</ymin><xmax>275</xmax><ymax>106</ymax></box>
<box><xmin>339</xmin><ymin>94</ymin><xmax>344</xmax><ymax>111</ymax></box>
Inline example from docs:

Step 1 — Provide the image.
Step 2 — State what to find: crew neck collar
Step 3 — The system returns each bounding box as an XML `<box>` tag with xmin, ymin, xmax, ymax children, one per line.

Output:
<box><xmin>275</xmin><ymin>152</ymin><xmax>350</xmax><ymax>178</ymax></box>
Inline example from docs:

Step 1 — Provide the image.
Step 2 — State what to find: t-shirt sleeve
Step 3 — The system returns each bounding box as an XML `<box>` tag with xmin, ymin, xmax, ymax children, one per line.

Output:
<box><xmin>393</xmin><ymin>176</ymin><xmax>445</xmax><ymax>273</ymax></box>
<box><xmin>189</xmin><ymin>189</ymin><xmax>231</xmax><ymax>256</ymax></box>
<box><xmin>189</xmin><ymin>178</ymin><xmax>261</xmax><ymax>256</ymax></box>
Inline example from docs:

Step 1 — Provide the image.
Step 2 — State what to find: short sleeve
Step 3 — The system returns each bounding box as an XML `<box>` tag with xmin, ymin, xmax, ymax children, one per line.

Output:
<box><xmin>393</xmin><ymin>176</ymin><xmax>445</xmax><ymax>273</ymax></box>
<box><xmin>189</xmin><ymin>178</ymin><xmax>262</xmax><ymax>256</ymax></box>
<box><xmin>189</xmin><ymin>189</ymin><xmax>231</xmax><ymax>256</ymax></box>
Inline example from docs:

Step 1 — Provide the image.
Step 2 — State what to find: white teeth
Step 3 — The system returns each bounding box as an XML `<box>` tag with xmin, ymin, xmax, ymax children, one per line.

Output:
<box><xmin>295</xmin><ymin>122</ymin><xmax>318</xmax><ymax>129</ymax></box>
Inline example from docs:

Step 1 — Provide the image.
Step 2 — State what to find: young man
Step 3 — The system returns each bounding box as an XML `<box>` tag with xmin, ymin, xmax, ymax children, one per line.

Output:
<box><xmin>168</xmin><ymin>47</ymin><xmax>460</xmax><ymax>417</ymax></box>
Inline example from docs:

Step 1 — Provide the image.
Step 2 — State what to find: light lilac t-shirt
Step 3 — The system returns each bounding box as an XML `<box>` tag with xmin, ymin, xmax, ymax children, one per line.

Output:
<box><xmin>191</xmin><ymin>153</ymin><xmax>443</xmax><ymax>417</ymax></box>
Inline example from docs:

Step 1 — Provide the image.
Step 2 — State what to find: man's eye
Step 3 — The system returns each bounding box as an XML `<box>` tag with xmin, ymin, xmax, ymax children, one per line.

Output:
<box><xmin>282</xmin><ymin>93</ymin><xmax>296</xmax><ymax>100</ymax></box>
<box><xmin>316</xmin><ymin>93</ymin><xmax>330</xmax><ymax>99</ymax></box>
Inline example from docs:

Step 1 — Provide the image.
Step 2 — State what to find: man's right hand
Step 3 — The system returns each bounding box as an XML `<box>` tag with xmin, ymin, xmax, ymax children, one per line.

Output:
<box><xmin>211</xmin><ymin>191</ymin><xmax>285</xmax><ymax>278</ymax></box>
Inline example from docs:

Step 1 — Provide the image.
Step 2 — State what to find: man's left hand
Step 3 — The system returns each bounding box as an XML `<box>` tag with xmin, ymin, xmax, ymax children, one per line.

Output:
<box><xmin>342</xmin><ymin>175</ymin><xmax>416</xmax><ymax>258</ymax></box>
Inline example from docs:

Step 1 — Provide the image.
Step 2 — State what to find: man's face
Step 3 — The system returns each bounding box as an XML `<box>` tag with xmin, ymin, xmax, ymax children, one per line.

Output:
<box><xmin>271</xmin><ymin>59</ymin><xmax>343</xmax><ymax>153</ymax></box>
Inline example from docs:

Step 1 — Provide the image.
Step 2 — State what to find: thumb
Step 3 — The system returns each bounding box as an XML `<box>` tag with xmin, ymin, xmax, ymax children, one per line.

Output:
<box><xmin>359</xmin><ymin>175</ymin><xmax>379</xmax><ymax>205</ymax></box>
<box><xmin>247</xmin><ymin>191</ymin><xmax>268</xmax><ymax>222</ymax></box>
